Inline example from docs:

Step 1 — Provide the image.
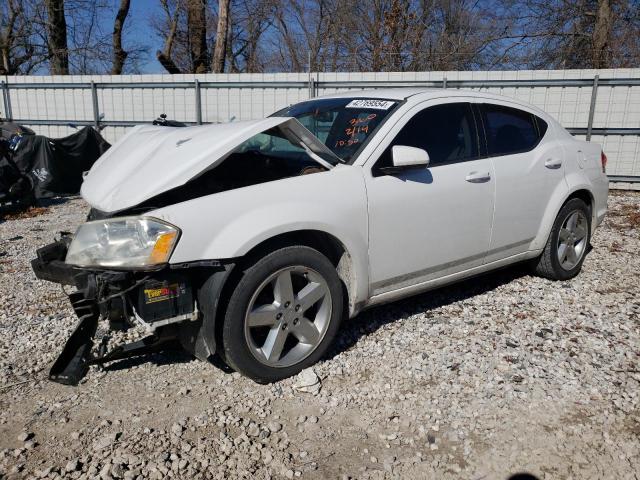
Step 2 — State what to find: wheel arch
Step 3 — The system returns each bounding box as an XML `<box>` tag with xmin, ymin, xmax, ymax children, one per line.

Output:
<box><xmin>532</xmin><ymin>185</ymin><xmax>595</xmax><ymax>251</ymax></box>
<box><xmin>565</xmin><ymin>188</ymin><xmax>594</xmax><ymax>216</ymax></box>
<box><xmin>237</xmin><ymin>229</ymin><xmax>360</xmax><ymax>318</ymax></box>
<box><xmin>193</xmin><ymin>229</ymin><xmax>361</xmax><ymax>363</ymax></box>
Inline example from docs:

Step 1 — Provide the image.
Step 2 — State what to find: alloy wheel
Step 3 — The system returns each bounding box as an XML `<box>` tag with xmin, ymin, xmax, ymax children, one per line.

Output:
<box><xmin>557</xmin><ymin>210</ymin><xmax>588</xmax><ymax>270</ymax></box>
<box><xmin>243</xmin><ymin>266</ymin><xmax>332</xmax><ymax>368</ymax></box>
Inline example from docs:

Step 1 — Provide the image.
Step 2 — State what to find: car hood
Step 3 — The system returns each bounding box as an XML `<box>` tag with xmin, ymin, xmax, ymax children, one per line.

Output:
<box><xmin>81</xmin><ymin>117</ymin><xmax>340</xmax><ymax>213</ymax></box>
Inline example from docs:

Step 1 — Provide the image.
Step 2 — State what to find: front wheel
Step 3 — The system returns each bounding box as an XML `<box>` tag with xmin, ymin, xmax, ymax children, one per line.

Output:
<box><xmin>533</xmin><ymin>198</ymin><xmax>591</xmax><ymax>280</ymax></box>
<box><xmin>221</xmin><ymin>246</ymin><xmax>344</xmax><ymax>383</ymax></box>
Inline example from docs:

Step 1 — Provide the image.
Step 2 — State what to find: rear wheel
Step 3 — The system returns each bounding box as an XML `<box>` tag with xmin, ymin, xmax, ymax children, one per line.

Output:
<box><xmin>221</xmin><ymin>246</ymin><xmax>343</xmax><ymax>383</ymax></box>
<box><xmin>533</xmin><ymin>198</ymin><xmax>591</xmax><ymax>280</ymax></box>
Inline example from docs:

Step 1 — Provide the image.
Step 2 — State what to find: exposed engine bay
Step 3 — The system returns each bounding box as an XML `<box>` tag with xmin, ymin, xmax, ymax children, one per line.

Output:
<box><xmin>126</xmin><ymin>137</ymin><xmax>328</xmax><ymax>214</ymax></box>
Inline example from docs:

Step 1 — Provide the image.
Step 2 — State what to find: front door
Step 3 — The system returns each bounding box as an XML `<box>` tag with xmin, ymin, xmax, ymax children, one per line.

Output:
<box><xmin>365</xmin><ymin>101</ymin><xmax>495</xmax><ymax>297</ymax></box>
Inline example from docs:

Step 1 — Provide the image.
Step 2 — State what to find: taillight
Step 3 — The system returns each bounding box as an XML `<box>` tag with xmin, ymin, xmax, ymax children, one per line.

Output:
<box><xmin>601</xmin><ymin>151</ymin><xmax>607</xmax><ymax>173</ymax></box>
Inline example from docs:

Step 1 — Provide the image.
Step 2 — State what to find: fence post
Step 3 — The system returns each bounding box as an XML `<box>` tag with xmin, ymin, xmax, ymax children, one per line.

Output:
<box><xmin>443</xmin><ymin>76</ymin><xmax>447</xmax><ymax>89</ymax></box>
<box><xmin>586</xmin><ymin>74</ymin><xmax>599</xmax><ymax>141</ymax></box>
<box><xmin>194</xmin><ymin>79</ymin><xmax>203</xmax><ymax>125</ymax></box>
<box><xmin>1</xmin><ymin>81</ymin><xmax>13</xmax><ymax>120</ymax></box>
<box><xmin>308</xmin><ymin>75</ymin><xmax>315</xmax><ymax>99</ymax></box>
<box><xmin>90</xmin><ymin>81</ymin><xmax>100</xmax><ymax>128</ymax></box>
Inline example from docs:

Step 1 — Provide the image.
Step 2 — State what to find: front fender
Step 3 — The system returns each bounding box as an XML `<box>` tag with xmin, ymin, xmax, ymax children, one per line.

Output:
<box><xmin>151</xmin><ymin>166</ymin><xmax>370</xmax><ymax>307</ymax></box>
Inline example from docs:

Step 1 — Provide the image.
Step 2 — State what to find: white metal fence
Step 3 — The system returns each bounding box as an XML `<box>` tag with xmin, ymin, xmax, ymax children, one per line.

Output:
<box><xmin>2</xmin><ymin>69</ymin><xmax>640</xmax><ymax>181</ymax></box>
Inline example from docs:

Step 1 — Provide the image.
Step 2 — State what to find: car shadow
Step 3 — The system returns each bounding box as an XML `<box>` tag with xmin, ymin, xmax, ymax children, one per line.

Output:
<box><xmin>101</xmin><ymin>344</ymin><xmax>194</xmax><ymax>372</ymax></box>
<box><xmin>101</xmin><ymin>338</ymin><xmax>236</xmax><ymax>375</ymax></box>
<box><xmin>324</xmin><ymin>262</ymin><xmax>532</xmax><ymax>362</ymax></box>
<box><xmin>99</xmin><ymin>262</ymin><xmax>532</xmax><ymax>377</ymax></box>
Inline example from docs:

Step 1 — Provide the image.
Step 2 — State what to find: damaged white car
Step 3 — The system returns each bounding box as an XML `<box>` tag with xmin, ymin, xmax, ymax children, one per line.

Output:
<box><xmin>32</xmin><ymin>89</ymin><xmax>608</xmax><ymax>384</ymax></box>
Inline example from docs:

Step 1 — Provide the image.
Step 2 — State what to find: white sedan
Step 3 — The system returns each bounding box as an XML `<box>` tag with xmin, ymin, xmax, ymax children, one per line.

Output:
<box><xmin>33</xmin><ymin>89</ymin><xmax>609</xmax><ymax>384</ymax></box>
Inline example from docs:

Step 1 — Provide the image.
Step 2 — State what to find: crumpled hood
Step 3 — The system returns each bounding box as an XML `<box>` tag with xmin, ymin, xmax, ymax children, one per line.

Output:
<box><xmin>81</xmin><ymin>117</ymin><xmax>302</xmax><ymax>212</ymax></box>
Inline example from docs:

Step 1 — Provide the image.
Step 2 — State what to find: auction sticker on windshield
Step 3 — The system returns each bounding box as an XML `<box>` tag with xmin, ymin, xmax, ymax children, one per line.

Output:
<box><xmin>345</xmin><ymin>99</ymin><xmax>396</xmax><ymax>110</ymax></box>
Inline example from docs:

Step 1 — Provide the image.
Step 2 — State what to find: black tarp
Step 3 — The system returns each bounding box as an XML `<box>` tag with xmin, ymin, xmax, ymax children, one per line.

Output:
<box><xmin>0</xmin><ymin>121</ymin><xmax>35</xmax><ymax>138</ymax></box>
<box><xmin>9</xmin><ymin>126</ymin><xmax>110</xmax><ymax>199</ymax></box>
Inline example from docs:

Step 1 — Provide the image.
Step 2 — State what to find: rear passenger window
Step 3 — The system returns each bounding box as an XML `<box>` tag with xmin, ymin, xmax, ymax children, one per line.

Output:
<box><xmin>482</xmin><ymin>104</ymin><xmax>544</xmax><ymax>156</ymax></box>
<box><xmin>375</xmin><ymin>102</ymin><xmax>479</xmax><ymax>170</ymax></box>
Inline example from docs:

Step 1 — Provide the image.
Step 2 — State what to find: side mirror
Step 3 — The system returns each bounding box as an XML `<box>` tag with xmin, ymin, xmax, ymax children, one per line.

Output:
<box><xmin>391</xmin><ymin>145</ymin><xmax>430</xmax><ymax>169</ymax></box>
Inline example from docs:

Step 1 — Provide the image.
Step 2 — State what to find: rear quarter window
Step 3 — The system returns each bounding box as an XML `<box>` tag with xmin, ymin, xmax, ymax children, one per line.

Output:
<box><xmin>482</xmin><ymin>104</ymin><xmax>546</xmax><ymax>157</ymax></box>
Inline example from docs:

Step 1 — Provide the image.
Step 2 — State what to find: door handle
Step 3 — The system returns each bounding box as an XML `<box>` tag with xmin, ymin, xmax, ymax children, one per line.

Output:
<box><xmin>465</xmin><ymin>171</ymin><xmax>491</xmax><ymax>183</ymax></box>
<box><xmin>545</xmin><ymin>158</ymin><xmax>563</xmax><ymax>169</ymax></box>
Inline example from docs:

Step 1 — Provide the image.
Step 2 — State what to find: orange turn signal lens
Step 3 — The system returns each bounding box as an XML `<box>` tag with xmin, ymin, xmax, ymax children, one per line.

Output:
<box><xmin>149</xmin><ymin>231</ymin><xmax>178</xmax><ymax>264</ymax></box>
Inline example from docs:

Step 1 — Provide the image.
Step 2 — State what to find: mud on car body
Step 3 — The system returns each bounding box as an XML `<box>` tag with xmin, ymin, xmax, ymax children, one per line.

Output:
<box><xmin>32</xmin><ymin>90</ymin><xmax>608</xmax><ymax>385</ymax></box>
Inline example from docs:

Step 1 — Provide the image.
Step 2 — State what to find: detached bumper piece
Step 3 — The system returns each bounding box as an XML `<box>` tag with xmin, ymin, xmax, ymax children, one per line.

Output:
<box><xmin>32</xmin><ymin>238</ymin><xmax>198</xmax><ymax>386</ymax></box>
<box><xmin>49</xmin><ymin>292</ymin><xmax>180</xmax><ymax>386</ymax></box>
<box><xmin>49</xmin><ymin>293</ymin><xmax>99</xmax><ymax>385</ymax></box>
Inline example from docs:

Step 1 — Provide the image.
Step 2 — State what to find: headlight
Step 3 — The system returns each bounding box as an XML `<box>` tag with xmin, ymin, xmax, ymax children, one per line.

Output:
<box><xmin>65</xmin><ymin>217</ymin><xmax>180</xmax><ymax>268</ymax></box>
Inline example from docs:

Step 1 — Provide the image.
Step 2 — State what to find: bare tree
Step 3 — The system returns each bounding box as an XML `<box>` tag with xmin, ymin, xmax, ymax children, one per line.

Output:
<box><xmin>505</xmin><ymin>0</ymin><xmax>639</xmax><ymax>69</ymax></box>
<box><xmin>592</xmin><ymin>0</ymin><xmax>612</xmax><ymax>68</ymax></box>
<box><xmin>45</xmin><ymin>0</ymin><xmax>69</xmax><ymax>74</ymax></box>
<box><xmin>187</xmin><ymin>0</ymin><xmax>208</xmax><ymax>73</ymax></box>
<box><xmin>111</xmin><ymin>0</ymin><xmax>131</xmax><ymax>74</ymax></box>
<box><xmin>5</xmin><ymin>0</ymin><xmax>637</xmax><ymax>75</ymax></box>
<box><xmin>228</xmin><ymin>0</ymin><xmax>275</xmax><ymax>72</ymax></box>
<box><xmin>155</xmin><ymin>0</ymin><xmax>184</xmax><ymax>73</ymax></box>
<box><xmin>0</xmin><ymin>0</ymin><xmax>44</xmax><ymax>75</ymax></box>
<box><xmin>212</xmin><ymin>0</ymin><xmax>230</xmax><ymax>72</ymax></box>
<box><xmin>0</xmin><ymin>0</ymin><xmax>21</xmax><ymax>74</ymax></box>
<box><xmin>268</xmin><ymin>0</ymin><xmax>346</xmax><ymax>72</ymax></box>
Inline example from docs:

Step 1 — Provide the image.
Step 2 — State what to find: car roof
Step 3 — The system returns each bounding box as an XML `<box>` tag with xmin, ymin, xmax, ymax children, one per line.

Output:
<box><xmin>315</xmin><ymin>88</ymin><xmax>438</xmax><ymax>100</ymax></box>
<box><xmin>315</xmin><ymin>88</ymin><xmax>529</xmax><ymax>104</ymax></box>
<box><xmin>313</xmin><ymin>88</ymin><xmax>550</xmax><ymax>118</ymax></box>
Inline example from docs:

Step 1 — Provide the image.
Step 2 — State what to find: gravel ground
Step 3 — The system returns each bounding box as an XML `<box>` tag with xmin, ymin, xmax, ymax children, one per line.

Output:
<box><xmin>0</xmin><ymin>193</ymin><xmax>639</xmax><ymax>480</ymax></box>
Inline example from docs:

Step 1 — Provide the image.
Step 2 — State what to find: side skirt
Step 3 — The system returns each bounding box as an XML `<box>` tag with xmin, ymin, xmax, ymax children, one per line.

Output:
<box><xmin>361</xmin><ymin>250</ymin><xmax>541</xmax><ymax>311</ymax></box>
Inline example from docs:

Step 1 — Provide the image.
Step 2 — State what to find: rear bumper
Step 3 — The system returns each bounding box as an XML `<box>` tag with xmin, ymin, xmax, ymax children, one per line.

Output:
<box><xmin>594</xmin><ymin>175</ymin><xmax>609</xmax><ymax>229</ymax></box>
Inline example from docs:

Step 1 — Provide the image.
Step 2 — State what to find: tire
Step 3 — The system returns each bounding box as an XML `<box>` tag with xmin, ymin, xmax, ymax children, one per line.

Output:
<box><xmin>533</xmin><ymin>198</ymin><xmax>591</xmax><ymax>280</ymax></box>
<box><xmin>221</xmin><ymin>246</ymin><xmax>343</xmax><ymax>383</ymax></box>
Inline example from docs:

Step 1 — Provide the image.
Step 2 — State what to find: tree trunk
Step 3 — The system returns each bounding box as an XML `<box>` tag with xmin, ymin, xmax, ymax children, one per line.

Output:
<box><xmin>212</xmin><ymin>0</ymin><xmax>231</xmax><ymax>73</ymax></box>
<box><xmin>187</xmin><ymin>0</ymin><xmax>208</xmax><ymax>73</ymax></box>
<box><xmin>592</xmin><ymin>0</ymin><xmax>612</xmax><ymax>68</ymax></box>
<box><xmin>111</xmin><ymin>0</ymin><xmax>130</xmax><ymax>74</ymax></box>
<box><xmin>156</xmin><ymin>1</ymin><xmax>182</xmax><ymax>74</ymax></box>
<box><xmin>45</xmin><ymin>0</ymin><xmax>69</xmax><ymax>74</ymax></box>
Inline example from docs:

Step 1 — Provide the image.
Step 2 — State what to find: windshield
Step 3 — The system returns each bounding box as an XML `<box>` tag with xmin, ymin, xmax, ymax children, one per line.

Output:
<box><xmin>272</xmin><ymin>97</ymin><xmax>399</xmax><ymax>162</ymax></box>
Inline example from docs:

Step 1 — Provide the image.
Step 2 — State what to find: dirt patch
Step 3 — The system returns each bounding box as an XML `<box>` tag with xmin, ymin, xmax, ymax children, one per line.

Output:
<box><xmin>606</xmin><ymin>199</ymin><xmax>640</xmax><ymax>232</ymax></box>
<box><xmin>1</xmin><ymin>206</ymin><xmax>50</xmax><ymax>221</ymax></box>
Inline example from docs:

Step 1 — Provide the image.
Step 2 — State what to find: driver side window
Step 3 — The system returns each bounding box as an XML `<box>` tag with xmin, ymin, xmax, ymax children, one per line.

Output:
<box><xmin>374</xmin><ymin>102</ymin><xmax>479</xmax><ymax>171</ymax></box>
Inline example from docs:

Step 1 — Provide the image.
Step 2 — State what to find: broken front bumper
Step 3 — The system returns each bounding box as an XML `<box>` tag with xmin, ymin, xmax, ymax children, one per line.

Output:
<box><xmin>31</xmin><ymin>237</ymin><xmax>204</xmax><ymax>385</ymax></box>
<box><xmin>31</xmin><ymin>235</ymin><xmax>76</xmax><ymax>286</ymax></box>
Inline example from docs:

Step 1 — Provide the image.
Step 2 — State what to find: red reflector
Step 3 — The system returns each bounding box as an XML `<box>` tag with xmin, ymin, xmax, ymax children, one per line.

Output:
<box><xmin>601</xmin><ymin>151</ymin><xmax>608</xmax><ymax>173</ymax></box>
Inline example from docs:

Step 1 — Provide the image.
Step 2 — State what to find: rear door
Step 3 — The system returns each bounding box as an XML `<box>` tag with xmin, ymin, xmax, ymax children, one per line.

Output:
<box><xmin>477</xmin><ymin>103</ymin><xmax>565</xmax><ymax>262</ymax></box>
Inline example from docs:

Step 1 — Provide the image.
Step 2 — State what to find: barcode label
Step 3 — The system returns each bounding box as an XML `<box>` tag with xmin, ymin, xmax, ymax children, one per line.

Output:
<box><xmin>345</xmin><ymin>99</ymin><xmax>396</xmax><ymax>110</ymax></box>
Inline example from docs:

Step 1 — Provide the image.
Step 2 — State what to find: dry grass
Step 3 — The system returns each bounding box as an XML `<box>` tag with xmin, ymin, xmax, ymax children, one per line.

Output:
<box><xmin>608</xmin><ymin>201</ymin><xmax>640</xmax><ymax>231</ymax></box>
<box><xmin>608</xmin><ymin>189</ymin><xmax>640</xmax><ymax>198</ymax></box>
<box><xmin>1</xmin><ymin>206</ymin><xmax>49</xmax><ymax>220</ymax></box>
